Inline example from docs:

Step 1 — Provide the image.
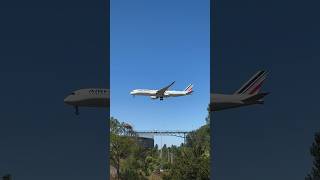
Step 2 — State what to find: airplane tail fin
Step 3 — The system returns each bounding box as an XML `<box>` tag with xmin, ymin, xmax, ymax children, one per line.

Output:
<box><xmin>234</xmin><ymin>70</ymin><xmax>268</xmax><ymax>95</ymax></box>
<box><xmin>184</xmin><ymin>84</ymin><xmax>193</xmax><ymax>94</ymax></box>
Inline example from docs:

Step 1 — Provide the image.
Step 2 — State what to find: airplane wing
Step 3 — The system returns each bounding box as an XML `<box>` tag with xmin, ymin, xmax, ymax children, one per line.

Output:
<box><xmin>156</xmin><ymin>81</ymin><xmax>175</xmax><ymax>96</ymax></box>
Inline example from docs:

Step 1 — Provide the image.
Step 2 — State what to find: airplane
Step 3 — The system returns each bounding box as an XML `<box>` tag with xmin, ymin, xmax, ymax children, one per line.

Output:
<box><xmin>130</xmin><ymin>82</ymin><xmax>193</xmax><ymax>100</ymax></box>
<box><xmin>64</xmin><ymin>88</ymin><xmax>109</xmax><ymax>115</ymax></box>
<box><xmin>210</xmin><ymin>70</ymin><xmax>269</xmax><ymax>111</ymax></box>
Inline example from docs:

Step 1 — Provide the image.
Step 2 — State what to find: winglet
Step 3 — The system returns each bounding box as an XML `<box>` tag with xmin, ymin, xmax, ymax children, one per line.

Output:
<box><xmin>166</xmin><ymin>81</ymin><xmax>175</xmax><ymax>89</ymax></box>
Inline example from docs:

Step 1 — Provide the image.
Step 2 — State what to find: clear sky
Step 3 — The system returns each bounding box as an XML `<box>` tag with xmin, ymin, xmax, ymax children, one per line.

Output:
<box><xmin>110</xmin><ymin>0</ymin><xmax>210</xmax><ymax>147</ymax></box>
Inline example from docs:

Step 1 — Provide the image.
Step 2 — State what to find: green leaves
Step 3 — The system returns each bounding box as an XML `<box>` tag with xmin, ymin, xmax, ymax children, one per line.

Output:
<box><xmin>163</xmin><ymin>124</ymin><xmax>210</xmax><ymax>180</ymax></box>
<box><xmin>306</xmin><ymin>132</ymin><xmax>320</xmax><ymax>180</ymax></box>
<box><xmin>109</xmin><ymin>117</ymin><xmax>210</xmax><ymax>179</ymax></box>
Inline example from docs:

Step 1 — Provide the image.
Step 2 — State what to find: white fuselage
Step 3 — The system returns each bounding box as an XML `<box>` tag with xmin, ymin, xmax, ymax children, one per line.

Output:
<box><xmin>64</xmin><ymin>88</ymin><xmax>109</xmax><ymax>107</ymax></box>
<box><xmin>130</xmin><ymin>89</ymin><xmax>190</xmax><ymax>98</ymax></box>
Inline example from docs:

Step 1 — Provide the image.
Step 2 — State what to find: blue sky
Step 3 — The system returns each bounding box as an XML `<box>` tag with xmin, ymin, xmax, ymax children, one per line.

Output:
<box><xmin>110</xmin><ymin>0</ymin><xmax>210</xmax><ymax>146</ymax></box>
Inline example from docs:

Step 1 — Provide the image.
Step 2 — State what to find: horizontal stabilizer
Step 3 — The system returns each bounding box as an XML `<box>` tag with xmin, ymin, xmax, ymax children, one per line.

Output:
<box><xmin>243</xmin><ymin>92</ymin><xmax>269</xmax><ymax>103</ymax></box>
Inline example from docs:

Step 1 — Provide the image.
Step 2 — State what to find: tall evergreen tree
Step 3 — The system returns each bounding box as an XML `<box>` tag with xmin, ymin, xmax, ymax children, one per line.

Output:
<box><xmin>205</xmin><ymin>104</ymin><xmax>210</xmax><ymax>124</ymax></box>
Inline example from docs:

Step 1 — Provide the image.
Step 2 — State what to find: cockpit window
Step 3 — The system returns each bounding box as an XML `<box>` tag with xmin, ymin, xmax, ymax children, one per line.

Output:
<box><xmin>71</xmin><ymin>92</ymin><xmax>75</xmax><ymax>95</ymax></box>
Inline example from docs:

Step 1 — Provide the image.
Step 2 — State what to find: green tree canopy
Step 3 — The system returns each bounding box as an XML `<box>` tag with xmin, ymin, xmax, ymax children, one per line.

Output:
<box><xmin>306</xmin><ymin>132</ymin><xmax>320</xmax><ymax>180</ymax></box>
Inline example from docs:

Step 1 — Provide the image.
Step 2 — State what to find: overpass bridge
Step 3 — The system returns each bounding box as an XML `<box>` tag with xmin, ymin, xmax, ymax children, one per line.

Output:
<box><xmin>136</xmin><ymin>130</ymin><xmax>191</xmax><ymax>143</ymax></box>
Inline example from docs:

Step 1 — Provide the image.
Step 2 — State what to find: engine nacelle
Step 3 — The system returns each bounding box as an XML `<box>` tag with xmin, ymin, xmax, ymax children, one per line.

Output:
<box><xmin>150</xmin><ymin>96</ymin><xmax>158</xmax><ymax>99</ymax></box>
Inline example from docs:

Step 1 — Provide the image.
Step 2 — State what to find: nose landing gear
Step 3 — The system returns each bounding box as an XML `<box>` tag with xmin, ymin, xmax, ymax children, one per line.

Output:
<box><xmin>160</xmin><ymin>97</ymin><xmax>163</xmax><ymax>101</ymax></box>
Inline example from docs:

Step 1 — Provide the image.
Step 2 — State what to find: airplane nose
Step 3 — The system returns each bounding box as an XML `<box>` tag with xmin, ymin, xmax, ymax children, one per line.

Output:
<box><xmin>64</xmin><ymin>95</ymin><xmax>72</xmax><ymax>105</ymax></box>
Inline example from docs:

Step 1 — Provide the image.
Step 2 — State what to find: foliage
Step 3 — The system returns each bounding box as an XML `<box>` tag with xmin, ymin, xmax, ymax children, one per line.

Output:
<box><xmin>163</xmin><ymin>124</ymin><xmax>210</xmax><ymax>180</ymax></box>
<box><xmin>110</xmin><ymin>117</ymin><xmax>162</xmax><ymax>179</ymax></box>
<box><xmin>205</xmin><ymin>103</ymin><xmax>211</xmax><ymax>125</ymax></box>
<box><xmin>110</xmin><ymin>116</ymin><xmax>210</xmax><ymax>180</ymax></box>
<box><xmin>306</xmin><ymin>132</ymin><xmax>320</xmax><ymax>180</ymax></box>
<box><xmin>110</xmin><ymin>117</ymin><xmax>140</xmax><ymax>179</ymax></box>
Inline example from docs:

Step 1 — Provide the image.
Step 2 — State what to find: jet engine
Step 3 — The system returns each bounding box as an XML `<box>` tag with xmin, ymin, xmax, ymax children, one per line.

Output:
<box><xmin>150</xmin><ymin>96</ymin><xmax>158</xmax><ymax>99</ymax></box>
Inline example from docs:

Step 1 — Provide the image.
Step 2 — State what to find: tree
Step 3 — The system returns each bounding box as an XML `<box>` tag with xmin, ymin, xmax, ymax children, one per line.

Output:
<box><xmin>110</xmin><ymin>117</ymin><xmax>138</xmax><ymax>180</ymax></box>
<box><xmin>109</xmin><ymin>113</ymin><xmax>211</xmax><ymax>179</ymax></box>
<box><xmin>110</xmin><ymin>117</ymin><xmax>155</xmax><ymax>180</ymax></box>
<box><xmin>205</xmin><ymin>104</ymin><xmax>210</xmax><ymax>124</ymax></box>
<box><xmin>306</xmin><ymin>132</ymin><xmax>320</xmax><ymax>180</ymax></box>
<box><xmin>163</xmin><ymin>124</ymin><xmax>210</xmax><ymax>180</ymax></box>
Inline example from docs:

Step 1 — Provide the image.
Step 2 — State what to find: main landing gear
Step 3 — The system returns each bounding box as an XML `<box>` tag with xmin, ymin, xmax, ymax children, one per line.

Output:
<box><xmin>74</xmin><ymin>106</ymin><xmax>79</xmax><ymax>115</ymax></box>
<box><xmin>160</xmin><ymin>97</ymin><xmax>163</xmax><ymax>101</ymax></box>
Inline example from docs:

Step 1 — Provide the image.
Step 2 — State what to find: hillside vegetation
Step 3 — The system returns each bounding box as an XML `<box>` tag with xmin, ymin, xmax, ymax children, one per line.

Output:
<box><xmin>110</xmin><ymin>114</ymin><xmax>210</xmax><ymax>180</ymax></box>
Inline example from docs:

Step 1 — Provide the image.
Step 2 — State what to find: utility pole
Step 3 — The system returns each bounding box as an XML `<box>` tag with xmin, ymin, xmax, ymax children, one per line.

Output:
<box><xmin>160</xmin><ymin>135</ymin><xmax>163</xmax><ymax>171</ymax></box>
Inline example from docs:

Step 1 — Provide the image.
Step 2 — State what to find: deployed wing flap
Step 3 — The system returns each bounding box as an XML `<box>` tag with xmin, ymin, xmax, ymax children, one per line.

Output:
<box><xmin>156</xmin><ymin>81</ymin><xmax>175</xmax><ymax>96</ymax></box>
